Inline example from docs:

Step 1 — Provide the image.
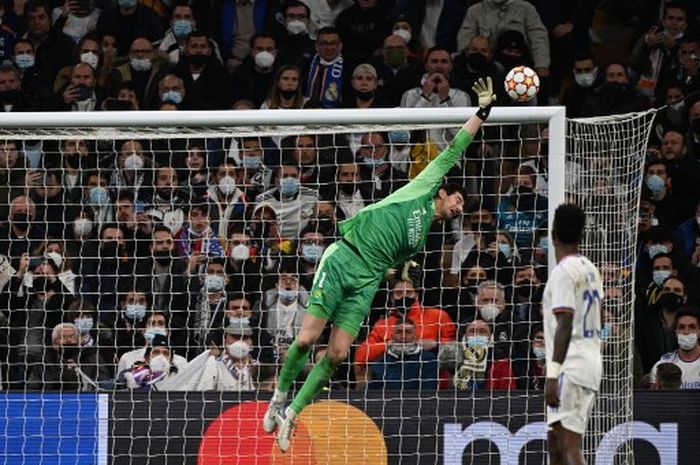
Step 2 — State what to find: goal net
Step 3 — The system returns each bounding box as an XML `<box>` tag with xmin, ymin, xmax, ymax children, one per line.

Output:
<box><xmin>0</xmin><ymin>108</ymin><xmax>653</xmax><ymax>465</ymax></box>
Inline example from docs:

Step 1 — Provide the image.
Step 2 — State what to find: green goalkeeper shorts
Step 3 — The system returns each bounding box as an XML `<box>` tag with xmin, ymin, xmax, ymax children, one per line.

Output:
<box><xmin>307</xmin><ymin>241</ymin><xmax>383</xmax><ymax>338</ymax></box>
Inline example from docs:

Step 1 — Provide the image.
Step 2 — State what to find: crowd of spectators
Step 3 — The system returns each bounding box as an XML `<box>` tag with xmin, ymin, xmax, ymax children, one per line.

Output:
<box><xmin>0</xmin><ymin>0</ymin><xmax>699</xmax><ymax>392</ymax></box>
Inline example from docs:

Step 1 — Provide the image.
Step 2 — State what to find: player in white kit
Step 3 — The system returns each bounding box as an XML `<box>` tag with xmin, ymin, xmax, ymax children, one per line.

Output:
<box><xmin>543</xmin><ymin>204</ymin><xmax>603</xmax><ymax>465</ymax></box>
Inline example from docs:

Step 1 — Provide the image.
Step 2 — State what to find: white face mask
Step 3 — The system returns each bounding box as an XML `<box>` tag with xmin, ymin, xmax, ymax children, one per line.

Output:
<box><xmin>230</xmin><ymin>243</ymin><xmax>250</xmax><ymax>261</ymax></box>
<box><xmin>218</xmin><ymin>175</ymin><xmax>237</xmax><ymax>195</ymax></box>
<box><xmin>254</xmin><ymin>50</ymin><xmax>275</xmax><ymax>69</ymax></box>
<box><xmin>286</xmin><ymin>19</ymin><xmax>308</xmax><ymax>35</ymax></box>
<box><xmin>678</xmin><ymin>332</ymin><xmax>698</xmax><ymax>351</ymax></box>
<box><xmin>228</xmin><ymin>340</ymin><xmax>250</xmax><ymax>359</ymax></box>
<box><xmin>80</xmin><ymin>51</ymin><xmax>99</xmax><ymax>69</ymax></box>
<box><xmin>479</xmin><ymin>303</ymin><xmax>501</xmax><ymax>322</ymax></box>
<box><xmin>124</xmin><ymin>152</ymin><xmax>144</xmax><ymax>170</ymax></box>
<box><xmin>73</xmin><ymin>218</ymin><xmax>93</xmax><ymax>236</ymax></box>
<box><xmin>149</xmin><ymin>354</ymin><xmax>170</xmax><ymax>374</ymax></box>
<box><xmin>392</xmin><ymin>28</ymin><xmax>411</xmax><ymax>44</ymax></box>
<box><xmin>574</xmin><ymin>71</ymin><xmax>597</xmax><ymax>88</ymax></box>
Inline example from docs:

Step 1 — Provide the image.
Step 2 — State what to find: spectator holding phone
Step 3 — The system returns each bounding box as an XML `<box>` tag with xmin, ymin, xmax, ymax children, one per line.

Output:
<box><xmin>56</xmin><ymin>61</ymin><xmax>101</xmax><ymax>110</ymax></box>
<box><xmin>51</xmin><ymin>0</ymin><xmax>101</xmax><ymax>44</ymax></box>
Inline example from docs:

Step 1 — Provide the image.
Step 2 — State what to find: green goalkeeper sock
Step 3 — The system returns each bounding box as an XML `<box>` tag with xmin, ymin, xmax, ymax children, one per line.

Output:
<box><xmin>289</xmin><ymin>355</ymin><xmax>338</xmax><ymax>414</ymax></box>
<box><xmin>276</xmin><ymin>341</ymin><xmax>311</xmax><ymax>394</ymax></box>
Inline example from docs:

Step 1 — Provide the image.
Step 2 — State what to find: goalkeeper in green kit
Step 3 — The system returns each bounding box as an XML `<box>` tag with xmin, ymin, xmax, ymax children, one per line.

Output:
<box><xmin>264</xmin><ymin>78</ymin><xmax>497</xmax><ymax>451</ymax></box>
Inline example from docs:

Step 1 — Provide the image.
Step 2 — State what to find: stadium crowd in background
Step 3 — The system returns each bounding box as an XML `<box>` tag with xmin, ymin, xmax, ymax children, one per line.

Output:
<box><xmin>0</xmin><ymin>0</ymin><xmax>699</xmax><ymax>392</ymax></box>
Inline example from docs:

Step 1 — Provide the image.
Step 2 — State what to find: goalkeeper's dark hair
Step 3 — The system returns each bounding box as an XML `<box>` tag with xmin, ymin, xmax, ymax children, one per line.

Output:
<box><xmin>552</xmin><ymin>203</ymin><xmax>585</xmax><ymax>245</ymax></box>
<box><xmin>436</xmin><ymin>183</ymin><xmax>466</xmax><ymax>200</ymax></box>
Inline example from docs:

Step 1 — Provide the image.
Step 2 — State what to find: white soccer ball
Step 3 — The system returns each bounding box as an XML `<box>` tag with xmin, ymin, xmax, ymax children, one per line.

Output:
<box><xmin>504</xmin><ymin>66</ymin><xmax>540</xmax><ymax>102</ymax></box>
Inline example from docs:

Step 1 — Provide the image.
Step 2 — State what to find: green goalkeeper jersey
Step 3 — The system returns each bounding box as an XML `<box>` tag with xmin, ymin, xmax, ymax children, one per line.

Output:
<box><xmin>339</xmin><ymin>128</ymin><xmax>474</xmax><ymax>274</ymax></box>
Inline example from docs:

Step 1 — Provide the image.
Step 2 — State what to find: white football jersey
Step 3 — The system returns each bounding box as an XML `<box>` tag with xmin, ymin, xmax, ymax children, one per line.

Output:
<box><xmin>650</xmin><ymin>351</ymin><xmax>700</xmax><ymax>389</ymax></box>
<box><xmin>543</xmin><ymin>254</ymin><xmax>604</xmax><ymax>391</ymax></box>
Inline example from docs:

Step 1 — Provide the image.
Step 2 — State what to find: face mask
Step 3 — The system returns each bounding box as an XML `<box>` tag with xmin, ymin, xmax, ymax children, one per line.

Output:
<box><xmin>12</xmin><ymin>213</ymin><xmax>29</xmax><ymax>231</ymax></box>
<box><xmin>648</xmin><ymin>244</ymin><xmax>669</xmax><ymax>259</ymax></box>
<box><xmin>278</xmin><ymin>288</ymin><xmax>298</xmax><ymax>303</ymax></box>
<box><xmin>390</xmin><ymin>342</ymin><xmax>419</xmax><ymax>356</ymax></box>
<box><xmin>532</xmin><ymin>346</ymin><xmax>546</xmax><ymax>360</ymax></box>
<box><xmin>652</xmin><ymin>269</ymin><xmax>672</xmax><ymax>286</ymax></box>
<box><xmin>645</xmin><ymin>174</ymin><xmax>666</xmax><ymax>197</ymax></box>
<box><xmin>15</xmin><ymin>53</ymin><xmax>35</xmax><ymax>69</ymax></box>
<box><xmin>218</xmin><ymin>175</ymin><xmax>237</xmax><ymax>195</ymax></box>
<box><xmin>0</xmin><ymin>89</ymin><xmax>19</xmax><ymax>103</ymax></box>
<box><xmin>479</xmin><ymin>303</ymin><xmax>501</xmax><ymax>322</ymax></box>
<box><xmin>242</xmin><ymin>156</ymin><xmax>262</xmax><ymax>170</ymax></box>
<box><xmin>161</xmin><ymin>90</ymin><xmax>183</xmax><ymax>104</ymax></box>
<box><xmin>73</xmin><ymin>218</ymin><xmax>93</xmax><ymax>236</ymax></box>
<box><xmin>80</xmin><ymin>51</ymin><xmax>99</xmax><ymax>69</ymax></box>
<box><xmin>172</xmin><ymin>19</ymin><xmax>193</xmax><ymax>39</ymax></box>
<box><xmin>599</xmin><ymin>322</ymin><xmax>612</xmax><ymax>341</ymax></box>
<box><xmin>467</xmin><ymin>52</ymin><xmax>488</xmax><ymax>71</ymax></box>
<box><xmin>362</xmin><ymin>155</ymin><xmax>385</xmax><ymax>168</ymax></box>
<box><xmin>124</xmin><ymin>153</ymin><xmax>144</xmax><ymax>170</ymax></box>
<box><xmin>60</xmin><ymin>345</ymin><xmax>79</xmax><ymax>360</ymax></box>
<box><xmin>130</xmin><ymin>57</ymin><xmax>152</xmax><ymax>72</ymax></box>
<box><xmin>392</xmin><ymin>28</ymin><xmax>411</xmax><ymax>43</ymax></box>
<box><xmin>677</xmin><ymin>332</ymin><xmax>698</xmax><ymax>351</ymax></box>
<box><xmin>149</xmin><ymin>354</ymin><xmax>170</xmax><ymax>374</ymax></box>
<box><xmin>228</xmin><ymin>317</ymin><xmax>250</xmax><ymax>328</ymax></box>
<box><xmin>189</xmin><ymin>54</ymin><xmax>208</xmax><ymax>66</ymax></box>
<box><xmin>302</xmin><ymin>244</ymin><xmax>324</xmax><ymax>263</ymax></box>
<box><xmin>228</xmin><ymin>341</ymin><xmax>250</xmax><ymax>359</ymax></box>
<box><xmin>286</xmin><ymin>19</ymin><xmax>308</xmax><ymax>35</ymax></box>
<box><xmin>89</xmin><ymin>186</ymin><xmax>110</xmax><ymax>205</ymax></box>
<box><xmin>230</xmin><ymin>243</ymin><xmax>250</xmax><ymax>261</ymax></box>
<box><xmin>100</xmin><ymin>241</ymin><xmax>120</xmax><ymax>257</ymax></box>
<box><xmin>539</xmin><ymin>237</ymin><xmax>548</xmax><ymax>253</ymax></box>
<box><xmin>125</xmin><ymin>303</ymin><xmax>147</xmax><ymax>321</ymax></box>
<box><xmin>74</xmin><ymin>317</ymin><xmax>93</xmax><ymax>334</ymax></box>
<box><xmin>119</xmin><ymin>0</ymin><xmax>137</xmax><ymax>8</ymax></box>
<box><xmin>574</xmin><ymin>72</ymin><xmax>596</xmax><ymax>88</ymax></box>
<box><xmin>204</xmin><ymin>274</ymin><xmax>225</xmax><ymax>292</ymax></box>
<box><xmin>153</xmin><ymin>249</ymin><xmax>172</xmax><ymax>265</ymax></box>
<box><xmin>388</xmin><ymin>130</ymin><xmax>410</xmax><ymax>144</ymax></box>
<box><xmin>393</xmin><ymin>297</ymin><xmax>415</xmax><ymax>314</ymax></box>
<box><xmin>354</xmin><ymin>89</ymin><xmax>375</xmax><ymax>101</ymax></box>
<box><xmin>254</xmin><ymin>50</ymin><xmax>275</xmax><ymax>69</ymax></box>
<box><xmin>515</xmin><ymin>281</ymin><xmax>537</xmax><ymax>299</ymax></box>
<box><xmin>466</xmin><ymin>335</ymin><xmax>490</xmax><ymax>348</ymax></box>
<box><xmin>279</xmin><ymin>88</ymin><xmax>297</xmax><ymax>100</ymax></box>
<box><xmin>658</xmin><ymin>292</ymin><xmax>683</xmax><ymax>312</ymax></box>
<box><xmin>279</xmin><ymin>176</ymin><xmax>300</xmax><ymax>196</ymax></box>
<box><xmin>384</xmin><ymin>49</ymin><xmax>407</xmax><ymax>68</ymax></box>
<box><xmin>498</xmin><ymin>243</ymin><xmax>511</xmax><ymax>259</ymax></box>
<box><xmin>144</xmin><ymin>326</ymin><xmax>167</xmax><ymax>342</ymax></box>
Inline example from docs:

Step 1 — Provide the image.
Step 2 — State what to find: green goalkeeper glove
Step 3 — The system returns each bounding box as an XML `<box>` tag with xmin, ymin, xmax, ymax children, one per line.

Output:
<box><xmin>472</xmin><ymin>77</ymin><xmax>497</xmax><ymax>121</ymax></box>
<box><xmin>401</xmin><ymin>260</ymin><xmax>422</xmax><ymax>286</ymax></box>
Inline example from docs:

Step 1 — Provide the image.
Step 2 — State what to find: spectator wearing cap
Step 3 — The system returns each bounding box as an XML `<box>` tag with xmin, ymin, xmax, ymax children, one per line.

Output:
<box><xmin>400</xmin><ymin>47</ymin><xmax>470</xmax><ymax>150</ymax></box>
<box><xmin>457</xmin><ymin>0</ymin><xmax>550</xmax><ymax>79</ymax></box>
<box><xmin>335</xmin><ymin>0</ymin><xmax>391</xmax><ymax>66</ymax></box>
<box><xmin>649</xmin><ymin>308</ymin><xmax>700</xmax><ymax>389</ymax></box>
<box><xmin>354</xmin><ymin>279</ymin><xmax>455</xmax><ymax>382</ymax></box>
<box><xmin>27</xmin><ymin>322</ymin><xmax>111</xmax><ymax>391</ymax></box>
<box><xmin>580</xmin><ymin>63</ymin><xmax>651</xmax><ymax>117</ymax></box>
<box><xmin>261</xmin><ymin>260</ymin><xmax>308</xmax><ymax>362</ymax></box>
<box><xmin>117</xmin><ymin>311</ymin><xmax>188</xmax><ymax>375</ymax></box>
<box><xmin>121</xmin><ymin>333</ymin><xmax>178</xmax><ymax>390</ymax></box>
<box><xmin>393</xmin><ymin>0</ymin><xmax>468</xmax><ymax>52</ymax></box>
<box><xmin>175</xmin><ymin>31</ymin><xmax>232</xmax><ymax>110</ymax></box>
<box><xmin>255</xmin><ymin>160</ymin><xmax>319</xmax><ymax>239</ymax></box>
<box><xmin>95</xmin><ymin>0</ymin><xmax>164</xmax><ymax>56</ymax></box>
<box><xmin>22</xmin><ymin>0</ymin><xmax>75</xmax><ymax>83</ymax></box>
<box><xmin>224</xmin><ymin>292</ymin><xmax>274</xmax><ymax>363</ymax></box>
<box><xmin>303</xmin><ymin>27</ymin><xmax>349</xmax><ymax>109</ymax></box>
<box><xmin>342</xmin><ymin>63</ymin><xmax>391</xmax><ymax>109</ymax></box>
<box><xmin>275</xmin><ymin>1</ymin><xmax>315</xmax><ymax>67</ymax></box>
<box><xmin>231</xmin><ymin>34</ymin><xmax>280</xmax><ymax>107</ymax></box>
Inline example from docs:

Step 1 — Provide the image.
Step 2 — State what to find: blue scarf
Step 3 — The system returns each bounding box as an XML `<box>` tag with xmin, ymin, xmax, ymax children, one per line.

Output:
<box><xmin>306</xmin><ymin>54</ymin><xmax>344</xmax><ymax>108</ymax></box>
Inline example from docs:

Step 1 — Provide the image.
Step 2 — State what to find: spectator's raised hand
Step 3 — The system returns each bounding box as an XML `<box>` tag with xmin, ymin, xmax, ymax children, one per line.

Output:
<box><xmin>421</xmin><ymin>75</ymin><xmax>437</xmax><ymax>99</ymax></box>
<box><xmin>63</xmin><ymin>85</ymin><xmax>81</xmax><ymax>105</ymax></box>
<box><xmin>435</xmin><ymin>74</ymin><xmax>451</xmax><ymax>101</ymax></box>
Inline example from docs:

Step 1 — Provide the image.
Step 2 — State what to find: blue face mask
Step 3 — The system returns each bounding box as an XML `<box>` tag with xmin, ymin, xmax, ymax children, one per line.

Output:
<box><xmin>388</xmin><ymin>130</ymin><xmax>410</xmax><ymax>144</ymax></box>
<box><xmin>118</xmin><ymin>0</ymin><xmax>137</xmax><ymax>8</ymax></box>
<box><xmin>74</xmin><ymin>318</ymin><xmax>93</xmax><ymax>334</ymax></box>
<box><xmin>125</xmin><ymin>304</ymin><xmax>147</xmax><ymax>322</ymax></box>
<box><xmin>144</xmin><ymin>326</ymin><xmax>167</xmax><ymax>342</ymax></box>
<box><xmin>278</xmin><ymin>288</ymin><xmax>298</xmax><ymax>303</ymax></box>
<box><xmin>648</xmin><ymin>244</ymin><xmax>669</xmax><ymax>259</ymax></box>
<box><xmin>228</xmin><ymin>317</ymin><xmax>250</xmax><ymax>327</ymax></box>
<box><xmin>599</xmin><ymin>323</ymin><xmax>612</xmax><ymax>341</ymax></box>
<box><xmin>279</xmin><ymin>176</ymin><xmax>300</xmax><ymax>196</ymax></box>
<box><xmin>242</xmin><ymin>156</ymin><xmax>262</xmax><ymax>170</ymax></box>
<box><xmin>161</xmin><ymin>90</ymin><xmax>183</xmax><ymax>105</ymax></box>
<box><xmin>645</xmin><ymin>174</ymin><xmax>666</xmax><ymax>197</ymax></box>
<box><xmin>498</xmin><ymin>243</ymin><xmax>511</xmax><ymax>259</ymax></box>
<box><xmin>466</xmin><ymin>335</ymin><xmax>490</xmax><ymax>348</ymax></box>
<box><xmin>362</xmin><ymin>155</ymin><xmax>385</xmax><ymax>168</ymax></box>
<box><xmin>89</xmin><ymin>186</ymin><xmax>110</xmax><ymax>205</ymax></box>
<box><xmin>302</xmin><ymin>244</ymin><xmax>324</xmax><ymax>263</ymax></box>
<box><xmin>532</xmin><ymin>346</ymin><xmax>546</xmax><ymax>360</ymax></box>
<box><xmin>652</xmin><ymin>269</ymin><xmax>672</xmax><ymax>287</ymax></box>
<box><xmin>539</xmin><ymin>237</ymin><xmax>549</xmax><ymax>253</ymax></box>
<box><xmin>15</xmin><ymin>53</ymin><xmax>35</xmax><ymax>70</ymax></box>
<box><xmin>204</xmin><ymin>274</ymin><xmax>225</xmax><ymax>292</ymax></box>
<box><xmin>172</xmin><ymin>20</ymin><xmax>193</xmax><ymax>39</ymax></box>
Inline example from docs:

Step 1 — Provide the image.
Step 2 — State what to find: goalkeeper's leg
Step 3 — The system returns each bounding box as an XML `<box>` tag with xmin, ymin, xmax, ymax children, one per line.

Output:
<box><xmin>262</xmin><ymin>308</ymin><xmax>327</xmax><ymax>433</ymax></box>
<box><xmin>276</xmin><ymin>325</ymin><xmax>354</xmax><ymax>451</ymax></box>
